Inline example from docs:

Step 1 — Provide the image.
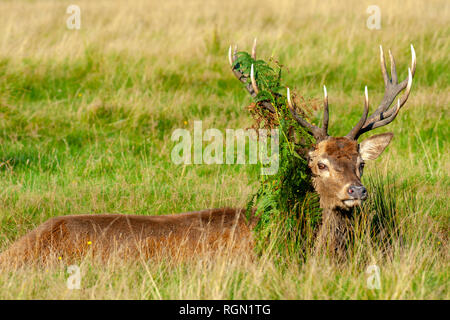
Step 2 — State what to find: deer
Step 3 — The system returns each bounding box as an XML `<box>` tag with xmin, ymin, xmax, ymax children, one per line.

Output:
<box><xmin>0</xmin><ymin>42</ymin><xmax>416</xmax><ymax>266</ymax></box>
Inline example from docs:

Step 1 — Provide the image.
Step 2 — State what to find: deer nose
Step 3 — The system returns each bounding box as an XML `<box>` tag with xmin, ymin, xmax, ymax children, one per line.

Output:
<box><xmin>348</xmin><ymin>185</ymin><xmax>367</xmax><ymax>199</ymax></box>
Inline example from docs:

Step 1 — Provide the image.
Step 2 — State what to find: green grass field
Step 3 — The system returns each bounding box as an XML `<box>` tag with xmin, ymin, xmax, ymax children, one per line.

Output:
<box><xmin>0</xmin><ymin>0</ymin><xmax>448</xmax><ymax>299</ymax></box>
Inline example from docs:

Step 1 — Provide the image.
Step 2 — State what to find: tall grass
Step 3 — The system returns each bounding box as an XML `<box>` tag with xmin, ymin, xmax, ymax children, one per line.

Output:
<box><xmin>0</xmin><ymin>0</ymin><xmax>448</xmax><ymax>299</ymax></box>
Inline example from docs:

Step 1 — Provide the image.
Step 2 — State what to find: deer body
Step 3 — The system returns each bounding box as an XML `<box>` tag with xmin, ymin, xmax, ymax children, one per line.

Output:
<box><xmin>1</xmin><ymin>43</ymin><xmax>416</xmax><ymax>265</ymax></box>
<box><xmin>0</xmin><ymin>208</ymin><xmax>258</xmax><ymax>265</ymax></box>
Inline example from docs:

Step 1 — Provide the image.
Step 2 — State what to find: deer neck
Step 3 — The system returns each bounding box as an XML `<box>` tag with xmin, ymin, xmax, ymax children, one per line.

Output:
<box><xmin>315</xmin><ymin>206</ymin><xmax>354</xmax><ymax>257</ymax></box>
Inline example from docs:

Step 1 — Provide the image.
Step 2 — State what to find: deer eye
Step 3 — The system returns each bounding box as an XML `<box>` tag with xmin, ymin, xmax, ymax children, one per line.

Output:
<box><xmin>317</xmin><ymin>163</ymin><xmax>328</xmax><ymax>170</ymax></box>
<box><xmin>359</xmin><ymin>163</ymin><xmax>365</xmax><ymax>171</ymax></box>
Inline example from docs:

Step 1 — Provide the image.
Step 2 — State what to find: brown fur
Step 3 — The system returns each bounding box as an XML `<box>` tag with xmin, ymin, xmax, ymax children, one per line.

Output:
<box><xmin>308</xmin><ymin>134</ymin><xmax>393</xmax><ymax>257</ymax></box>
<box><xmin>0</xmin><ymin>208</ymin><xmax>258</xmax><ymax>266</ymax></box>
<box><xmin>307</xmin><ymin>137</ymin><xmax>362</xmax><ymax>257</ymax></box>
<box><xmin>309</xmin><ymin>137</ymin><xmax>363</xmax><ymax>210</ymax></box>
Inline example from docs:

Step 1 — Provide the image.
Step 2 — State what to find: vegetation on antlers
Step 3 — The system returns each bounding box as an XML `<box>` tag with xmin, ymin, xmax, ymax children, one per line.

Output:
<box><xmin>232</xmin><ymin>50</ymin><xmax>322</xmax><ymax>257</ymax></box>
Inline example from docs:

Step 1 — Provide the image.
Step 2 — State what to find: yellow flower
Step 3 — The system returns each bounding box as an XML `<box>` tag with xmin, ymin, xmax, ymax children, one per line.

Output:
<box><xmin>58</xmin><ymin>256</ymin><xmax>62</xmax><ymax>260</ymax></box>
<box><xmin>184</xmin><ymin>121</ymin><xmax>188</xmax><ymax>125</ymax></box>
<box><xmin>78</xmin><ymin>93</ymin><xmax>82</xmax><ymax>97</ymax></box>
<box><xmin>87</xmin><ymin>241</ymin><xmax>92</xmax><ymax>245</ymax></box>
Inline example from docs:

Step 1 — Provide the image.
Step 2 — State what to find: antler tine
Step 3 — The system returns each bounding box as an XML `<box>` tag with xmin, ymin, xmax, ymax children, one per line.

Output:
<box><xmin>322</xmin><ymin>85</ymin><xmax>329</xmax><ymax>134</ymax></box>
<box><xmin>250</xmin><ymin>64</ymin><xmax>259</xmax><ymax>94</ymax></box>
<box><xmin>286</xmin><ymin>87</ymin><xmax>293</xmax><ymax>110</ymax></box>
<box><xmin>395</xmin><ymin>44</ymin><xmax>416</xmax><ymax>90</ymax></box>
<box><xmin>250</xmin><ymin>38</ymin><xmax>258</xmax><ymax>93</ymax></box>
<box><xmin>350</xmin><ymin>45</ymin><xmax>416</xmax><ymax>139</ymax></box>
<box><xmin>410</xmin><ymin>44</ymin><xmax>417</xmax><ymax>75</ymax></box>
<box><xmin>346</xmin><ymin>86</ymin><xmax>369</xmax><ymax>140</ymax></box>
<box><xmin>389</xmin><ymin>49</ymin><xmax>397</xmax><ymax>84</ymax></box>
<box><xmin>287</xmin><ymin>87</ymin><xmax>327</xmax><ymax>141</ymax></box>
<box><xmin>380</xmin><ymin>45</ymin><xmax>389</xmax><ymax>86</ymax></box>
<box><xmin>228</xmin><ymin>45</ymin><xmax>239</xmax><ymax>66</ymax></box>
<box><xmin>251</xmin><ymin>38</ymin><xmax>257</xmax><ymax>59</ymax></box>
<box><xmin>287</xmin><ymin>88</ymin><xmax>315</xmax><ymax>132</ymax></box>
<box><xmin>228</xmin><ymin>41</ymin><xmax>274</xmax><ymax>113</ymax></box>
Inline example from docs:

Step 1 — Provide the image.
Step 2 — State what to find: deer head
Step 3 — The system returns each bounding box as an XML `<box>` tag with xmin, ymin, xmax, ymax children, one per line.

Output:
<box><xmin>229</xmin><ymin>41</ymin><xmax>416</xmax><ymax>212</ymax></box>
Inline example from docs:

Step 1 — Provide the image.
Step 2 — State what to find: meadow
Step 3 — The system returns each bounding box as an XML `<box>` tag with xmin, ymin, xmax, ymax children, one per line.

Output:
<box><xmin>0</xmin><ymin>0</ymin><xmax>448</xmax><ymax>299</ymax></box>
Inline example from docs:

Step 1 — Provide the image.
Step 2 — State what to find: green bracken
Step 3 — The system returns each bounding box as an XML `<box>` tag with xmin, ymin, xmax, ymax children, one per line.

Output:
<box><xmin>232</xmin><ymin>50</ymin><xmax>322</xmax><ymax>257</ymax></box>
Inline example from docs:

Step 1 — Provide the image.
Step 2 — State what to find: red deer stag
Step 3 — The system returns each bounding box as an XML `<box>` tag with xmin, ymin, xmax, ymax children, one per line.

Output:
<box><xmin>0</xmin><ymin>43</ymin><xmax>416</xmax><ymax>265</ymax></box>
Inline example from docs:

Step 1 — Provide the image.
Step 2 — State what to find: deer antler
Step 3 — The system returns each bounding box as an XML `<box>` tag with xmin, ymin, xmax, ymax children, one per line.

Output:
<box><xmin>228</xmin><ymin>39</ymin><xmax>275</xmax><ymax>113</ymax></box>
<box><xmin>347</xmin><ymin>45</ymin><xmax>416</xmax><ymax>140</ymax></box>
<box><xmin>229</xmin><ymin>39</ymin><xmax>329</xmax><ymax>141</ymax></box>
<box><xmin>287</xmin><ymin>85</ymin><xmax>330</xmax><ymax>142</ymax></box>
<box><xmin>346</xmin><ymin>86</ymin><xmax>370</xmax><ymax>139</ymax></box>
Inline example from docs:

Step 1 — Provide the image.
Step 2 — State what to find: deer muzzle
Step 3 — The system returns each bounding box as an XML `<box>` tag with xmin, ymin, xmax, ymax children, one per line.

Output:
<box><xmin>347</xmin><ymin>185</ymin><xmax>368</xmax><ymax>200</ymax></box>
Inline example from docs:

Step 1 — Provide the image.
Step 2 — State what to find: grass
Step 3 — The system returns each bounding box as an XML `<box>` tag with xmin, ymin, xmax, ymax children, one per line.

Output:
<box><xmin>0</xmin><ymin>0</ymin><xmax>448</xmax><ymax>299</ymax></box>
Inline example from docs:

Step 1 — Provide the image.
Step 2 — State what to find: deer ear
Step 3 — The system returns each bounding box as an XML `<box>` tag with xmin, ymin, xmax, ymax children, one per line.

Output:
<box><xmin>359</xmin><ymin>133</ymin><xmax>394</xmax><ymax>161</ymax></box>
